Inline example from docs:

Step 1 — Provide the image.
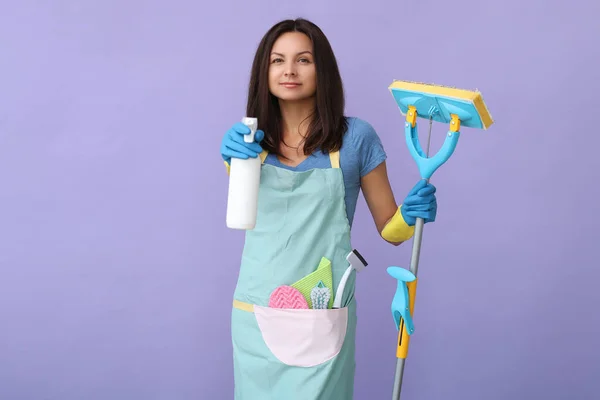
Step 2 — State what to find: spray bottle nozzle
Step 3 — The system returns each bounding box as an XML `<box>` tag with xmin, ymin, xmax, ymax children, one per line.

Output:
<box><xmin>241</xmin><ymin>117</ymin><xmax>258</xmax><ymax>143</ymax></box>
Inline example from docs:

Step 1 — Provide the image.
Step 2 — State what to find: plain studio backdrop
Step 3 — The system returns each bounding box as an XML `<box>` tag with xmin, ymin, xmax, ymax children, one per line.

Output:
<box><xmin>1</xmin><ymin>1</ymin><xmax>598</xmax><ymax>399</ymax></box>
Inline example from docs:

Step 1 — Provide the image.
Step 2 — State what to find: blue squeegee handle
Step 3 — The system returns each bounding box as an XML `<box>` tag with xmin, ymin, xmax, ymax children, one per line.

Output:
<box><xmin>405</xmin><ymin>118</ymin><xmax>460</xmax><ymax>181</ymax></box>
<box><xmin>404</xmin><ymin>116</ymin><xmax>460</xmax><ymax>276</ymax></box>
<box><xmin>392</xmin><ymin>118</ymin><xmax>461</xmax><ymax>400</ymax></box>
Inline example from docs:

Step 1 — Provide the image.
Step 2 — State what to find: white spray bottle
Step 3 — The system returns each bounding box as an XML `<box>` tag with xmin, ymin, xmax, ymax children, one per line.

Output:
<box><xmin>226</xmin><ymin>117</ymin><xmax>262</xmax><ymax>230</ymax></box>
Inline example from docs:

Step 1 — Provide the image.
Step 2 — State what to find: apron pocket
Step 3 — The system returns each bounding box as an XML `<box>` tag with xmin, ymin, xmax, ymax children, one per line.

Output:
<box><xmin>253</xmin><ymin>305</ymin><xmax>348</xmax><ymax>368</ymax></box>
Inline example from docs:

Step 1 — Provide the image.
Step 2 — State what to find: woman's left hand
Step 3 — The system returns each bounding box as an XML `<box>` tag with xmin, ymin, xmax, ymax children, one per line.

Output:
<box><xmin>400</xmin><ymin>179</ymin><xmax>437</xmax><ymax>225</ymax></box>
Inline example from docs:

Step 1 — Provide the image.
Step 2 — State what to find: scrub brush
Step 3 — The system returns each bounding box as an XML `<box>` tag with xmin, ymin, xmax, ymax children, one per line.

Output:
<box><xmin>310</xmin><ymin>281</ymin><xmax>331</xmax><ymax>309</ymax></box>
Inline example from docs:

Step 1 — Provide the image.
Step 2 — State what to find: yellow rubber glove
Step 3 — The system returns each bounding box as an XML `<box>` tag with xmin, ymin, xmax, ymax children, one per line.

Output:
<box><xmin>381</xmin><ymin>205</ymin><xmax>415</xmax><ymax>242</ymax></box>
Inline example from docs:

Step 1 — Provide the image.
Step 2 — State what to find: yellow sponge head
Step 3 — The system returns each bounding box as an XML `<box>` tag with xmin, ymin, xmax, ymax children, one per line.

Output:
<box><xmin>388</xmin><ymin>80</ymin><xmax>494</xmax><ymax>130</ymax></box>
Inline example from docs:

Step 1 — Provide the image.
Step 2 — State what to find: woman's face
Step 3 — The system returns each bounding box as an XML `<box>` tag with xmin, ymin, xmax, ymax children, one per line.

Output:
<box><xmin>268</xmin><ymin>32</ymin><xmax>317</xmax><ymax>102</ymax></box>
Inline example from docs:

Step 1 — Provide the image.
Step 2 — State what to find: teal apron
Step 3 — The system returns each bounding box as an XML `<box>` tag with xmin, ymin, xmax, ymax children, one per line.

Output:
<box><xmin>231</xmin><ymin>150</ymin><xmax>358</xmax><ymax>400</ymax></box>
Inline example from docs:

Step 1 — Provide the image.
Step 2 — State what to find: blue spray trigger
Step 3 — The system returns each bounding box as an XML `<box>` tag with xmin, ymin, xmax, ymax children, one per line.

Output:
<box><xmin>387</xmin><ymin>266</ymin><xmax>416</xmax><ymax>335</ymax></box>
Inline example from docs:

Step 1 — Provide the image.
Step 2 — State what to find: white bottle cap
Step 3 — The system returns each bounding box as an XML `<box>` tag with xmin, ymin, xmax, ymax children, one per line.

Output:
<box><xmin>241</xmin><ymin>117</ymin><xmax>258</xmax><ymax>143</ymax></box>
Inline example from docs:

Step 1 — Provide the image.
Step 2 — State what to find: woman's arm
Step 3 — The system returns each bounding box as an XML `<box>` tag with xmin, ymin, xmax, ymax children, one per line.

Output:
<box><xmin>360</xmin><ymin>161</ymin><xmax>405</xmax><ymax>246</ymax></box>
<box><xmin>362</xmin><ymin>161</ymin><xmax>438</xmax><ymax>246</ymax></box>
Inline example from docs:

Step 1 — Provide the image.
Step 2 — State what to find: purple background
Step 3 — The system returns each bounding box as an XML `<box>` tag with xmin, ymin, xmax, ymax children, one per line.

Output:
<box><xmin>1</xmin><ymin>1</ymin><xmax>598</xmax><ymax>399</ymax></box>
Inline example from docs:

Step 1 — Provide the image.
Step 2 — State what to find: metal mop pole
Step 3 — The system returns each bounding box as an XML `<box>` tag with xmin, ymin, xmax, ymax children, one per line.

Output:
<box><xmin>391</xmin><ymin>116</ymin><xmax>434</xmax><ymax>400</ymax></box>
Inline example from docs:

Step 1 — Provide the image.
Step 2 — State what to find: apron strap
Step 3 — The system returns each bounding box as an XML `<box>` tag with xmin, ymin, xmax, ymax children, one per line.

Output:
<box><xmin>233</xmin><ymin>299</ymin><xmax>255</xmax><ymax>312</ymax></box>
<box><xmin>329</xmin><ymin>151</ymin><xmax>340</xmax><ymax>169</ymax></box>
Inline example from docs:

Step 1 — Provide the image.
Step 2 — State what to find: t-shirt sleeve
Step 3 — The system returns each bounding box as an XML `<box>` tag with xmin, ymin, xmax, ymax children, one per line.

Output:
<box><xmin>349</xmin><ymin>118</ymin><xmax>387</xmax><ymax>177</ymax></box>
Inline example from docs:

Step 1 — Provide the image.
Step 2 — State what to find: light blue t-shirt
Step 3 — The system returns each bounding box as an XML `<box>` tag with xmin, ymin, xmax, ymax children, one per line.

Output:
<box><xmin>264</xmin><ymin>116</ymin><xmax>387</xmax><ymax>226</ymax></box>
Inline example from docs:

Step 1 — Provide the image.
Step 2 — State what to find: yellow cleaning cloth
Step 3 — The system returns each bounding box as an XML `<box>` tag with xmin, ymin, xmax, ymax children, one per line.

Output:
<box><xmin>291</xmin><ymin>257</ymin><xmax>334</xmax><ymax>309</ymax></box>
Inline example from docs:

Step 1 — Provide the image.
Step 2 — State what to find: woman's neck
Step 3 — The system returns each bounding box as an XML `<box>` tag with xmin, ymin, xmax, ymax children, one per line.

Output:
<box><xmin>278</xmin><ymin>97</ymin><xmax>315</xmax><ymax>147</ymax></box>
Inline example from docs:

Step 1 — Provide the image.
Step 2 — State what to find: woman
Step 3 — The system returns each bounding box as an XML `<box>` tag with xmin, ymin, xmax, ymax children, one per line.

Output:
<box><xmin>220</xmin><ymin>18</ymin><xmax>437</xmax><ymax>399</ymax></box>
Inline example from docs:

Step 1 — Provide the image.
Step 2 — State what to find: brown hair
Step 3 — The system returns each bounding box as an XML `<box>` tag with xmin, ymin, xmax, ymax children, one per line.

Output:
<box><xmin>246</xmin><ymin>18</ymin><xmax>347</xmax><ymax>157</ymax></box>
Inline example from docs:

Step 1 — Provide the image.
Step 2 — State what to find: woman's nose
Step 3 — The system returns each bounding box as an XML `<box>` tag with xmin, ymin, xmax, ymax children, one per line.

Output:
<box><xmin>284</xmin><ymin>64</ymin><xmax>297</xmax><ymax>76</ymax></box>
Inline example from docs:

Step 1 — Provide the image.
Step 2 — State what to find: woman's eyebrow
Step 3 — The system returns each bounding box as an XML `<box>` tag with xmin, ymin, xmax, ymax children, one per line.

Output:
<box><xmin>270</xmin><ymin>51</ymin><xmax>313</xmax><ymax>56</ymax></box>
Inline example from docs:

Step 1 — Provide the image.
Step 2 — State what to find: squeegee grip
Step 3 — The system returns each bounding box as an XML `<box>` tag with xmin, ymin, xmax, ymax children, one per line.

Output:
<box><xmin>405</xmin><ymin>118</ymin><xmax>460</xmax><ymax>180</ymax></box>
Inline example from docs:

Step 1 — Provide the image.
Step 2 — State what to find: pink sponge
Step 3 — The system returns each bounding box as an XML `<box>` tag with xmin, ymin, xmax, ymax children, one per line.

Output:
<box><xmin>269</xmin><ymin>285</ymin><xmax>309</xmax><ymax>309</ymax></box>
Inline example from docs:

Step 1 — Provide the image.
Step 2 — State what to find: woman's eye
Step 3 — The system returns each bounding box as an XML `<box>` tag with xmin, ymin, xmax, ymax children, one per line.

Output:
<box><xmin>271</xmin><ymin>58</ymin><xmax>283</xmax><ymax>63</ymax></box>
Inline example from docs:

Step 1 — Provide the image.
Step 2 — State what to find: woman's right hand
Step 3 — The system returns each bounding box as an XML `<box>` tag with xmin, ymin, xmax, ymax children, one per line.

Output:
<box><xmin>220</xmin><ymin>122</ymin><xmax>265</xmax><ymax>164</ymax></box>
